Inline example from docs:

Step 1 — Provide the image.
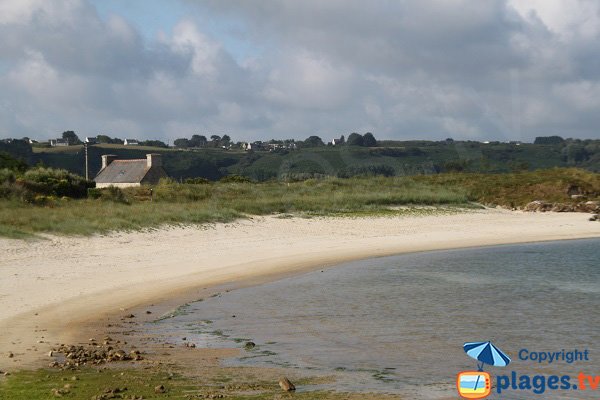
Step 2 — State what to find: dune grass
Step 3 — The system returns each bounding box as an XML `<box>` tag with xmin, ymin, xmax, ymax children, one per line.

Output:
<box><xmin>1</xmin><ymin>168</ymin><xmax>597</xmax><ymax>238</ymax></box>
<box><xmin>413</xmin><ymin>167</ymin><xmax>600</xmax><ymax>208</ymax></box>
<box><xmin>0</xmin><ymin>176</ymin><xmax>468</xmax><ymax>238</ymax></box>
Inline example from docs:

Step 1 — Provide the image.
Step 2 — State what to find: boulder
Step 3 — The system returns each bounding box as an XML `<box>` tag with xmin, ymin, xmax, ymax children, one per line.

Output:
<box><xmin>524</xmin><ymin>200</ymin><xmax>552</xmax><ymax>212</ymax></box>
<box><xmin>551</xmin><ymin>203</ymin><xmax>574</xmax><ymax>212</ymax></box>
<box><xmin>279</xmin><ymin>377</ymin><xmax>296</xmax><ymax>392</ymax></box>
<box><xmin>584</xmin><ymin>201</ymin><xmax>600</xmax><ymax>213</ymax></box>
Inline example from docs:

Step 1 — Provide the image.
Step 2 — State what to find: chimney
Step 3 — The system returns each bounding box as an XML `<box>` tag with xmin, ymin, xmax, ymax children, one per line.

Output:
<box><xmin>101</xmin><ymin>154</ymin><xmax>117</xmax><ymax>170</ymax></box>
<box><xmin>146</xmin><ymin>153</ymin><xmax>162</xmax><ymax>168</ymax></box>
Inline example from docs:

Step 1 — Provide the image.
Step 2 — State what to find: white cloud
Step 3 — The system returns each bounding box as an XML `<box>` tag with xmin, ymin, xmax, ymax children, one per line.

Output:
<box><xmin>0</xmin><ymin>0</ymin><xmax>599</xmax><ymax>141</ymax></box>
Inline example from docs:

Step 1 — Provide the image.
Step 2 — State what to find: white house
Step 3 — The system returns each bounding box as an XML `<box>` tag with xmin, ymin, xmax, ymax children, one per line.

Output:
<box><xmin>50</xmin><ymin>138</ymin><xmax>69</xmax><ymax>147</ymax></box>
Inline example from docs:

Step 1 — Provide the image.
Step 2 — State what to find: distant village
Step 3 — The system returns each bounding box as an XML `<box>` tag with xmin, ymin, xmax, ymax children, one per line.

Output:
<box><xmin>3</xmin><ymin>130</ymin><xmax>531</xmax><ymax>153</ymax></box>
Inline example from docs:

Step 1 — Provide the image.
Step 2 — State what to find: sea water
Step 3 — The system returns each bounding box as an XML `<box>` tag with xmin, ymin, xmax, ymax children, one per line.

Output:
<box><xmin>151</xmin><ymin>239</ymin><xmax>600</xmax><ymax>399</ymax></box>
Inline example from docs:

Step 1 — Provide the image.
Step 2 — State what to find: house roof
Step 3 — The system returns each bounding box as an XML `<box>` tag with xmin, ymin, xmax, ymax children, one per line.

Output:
<box><xmin>95</xmin><ymin>159</ymin><xmax>149</xmax><ymax>184</ymax></box>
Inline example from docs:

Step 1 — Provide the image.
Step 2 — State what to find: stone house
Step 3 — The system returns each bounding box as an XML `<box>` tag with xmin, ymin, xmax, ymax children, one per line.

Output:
<box><xmin>94</xmin><ymin>154</ymin><xmax>167</xmax><ymax>188</ymax></box>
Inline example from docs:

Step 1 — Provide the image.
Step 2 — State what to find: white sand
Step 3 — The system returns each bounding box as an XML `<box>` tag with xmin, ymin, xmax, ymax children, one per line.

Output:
<box><xmin>0</xmin><ymin>209</ymin><xmax>599</xmax><ymax>367</ymax></box>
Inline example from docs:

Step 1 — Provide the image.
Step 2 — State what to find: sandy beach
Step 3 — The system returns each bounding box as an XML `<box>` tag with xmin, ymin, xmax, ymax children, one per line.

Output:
<box><xmin>1</xmin><ymin>208</ymin><xmax>599</xmax><ymax>371</ymax></box>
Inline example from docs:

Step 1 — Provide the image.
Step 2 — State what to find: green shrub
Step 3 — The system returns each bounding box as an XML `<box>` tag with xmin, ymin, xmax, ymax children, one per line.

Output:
<box><xmin>0</xmin><ymin>168</ymin><xmax>16</xmax><ymax>184</ymax></box>
<box><xmin>338</xmin><ymin>164</ymin><xmax>396</xmax><ymax>178</ymax></box>
<box><xmin>88</xmin><ymin>187</ymin><xmax>129</xmax><ymax>204</ymax></box>
<box><xmin>220</xmin><ymin>175</ymin><xmax>253</xmax><ymax>183</ymax></box>
<box><xmin>184</xmin><ymin>177</ymin><xmax>211</xmax><ymax>184</ymax></box>
<box><xmin>22</xmin><ymin>167</ymin><xmax>94</xmax><ymax>198</ymax></box>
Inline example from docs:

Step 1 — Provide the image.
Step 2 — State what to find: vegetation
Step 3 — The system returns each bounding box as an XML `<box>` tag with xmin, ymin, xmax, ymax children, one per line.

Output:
<box><xmin>0</xmin><ymin>133</ymin><xmax>598</xmax><ymax>238</ymax></box>
<box><xmin>0</xmin><ymin>166</ymin><xmax>94</xmax><ymax>204</ymax></box>
<box><xmin>0</xmin><ymin>176</ymin><xmax>468</xmax><ymax>237</ymax></box>
<box><xmin>61</xmin><ymin>130</ymin><xmax>82</xmax><ymax>145</ymax></box>
<box><xmin>414</xmin><ymin>168</ymin><xmax>600</xmax><ymax>208</ymax></box>
<box><xmin>0</xmin><ymin>366</ymin><xmax>398</xmax><ymax>400</ymax></box>
<box><xmin>1</xmin><ymin>166</ymin><xmax>597</xmax><ymax>238</ymax></box>
<box><xmin>6</xmin><ymin>136</ymin><xmax>596</xmax><ymax>181</ymax></box>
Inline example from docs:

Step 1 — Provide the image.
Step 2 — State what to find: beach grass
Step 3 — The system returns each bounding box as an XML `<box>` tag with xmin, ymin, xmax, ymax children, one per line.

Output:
<box><xmin>0</xmin><ymin>168</ymin><xmax>597</xmax><ymax>238</ymax></box>
<box><xmin>413</xmin><ymin>167</ymin><xmax>600</xmax><ymax>207</ymax></box>
<box><xmin>0</xmin><ymin>176</ymin><xmax>468</xmax><ymax>237</ymax></box>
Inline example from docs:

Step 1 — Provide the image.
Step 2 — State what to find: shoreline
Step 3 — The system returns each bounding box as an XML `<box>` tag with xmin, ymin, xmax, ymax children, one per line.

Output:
<box><xmin>1</xmin><ymin>209</ymin><xmax>599</xmax><ymax>373</ymax></box>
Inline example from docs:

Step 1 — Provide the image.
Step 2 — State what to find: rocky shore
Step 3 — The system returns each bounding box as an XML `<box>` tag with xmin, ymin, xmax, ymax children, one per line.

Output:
<box><xmin>523</xmin><ymin>200</ymin><xmax>599</xmax><ymax>214</ymax></box>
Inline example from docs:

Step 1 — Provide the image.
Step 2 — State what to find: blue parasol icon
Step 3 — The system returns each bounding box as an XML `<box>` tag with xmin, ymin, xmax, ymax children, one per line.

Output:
<box><xmin>464</xmin><ymin>341</ymin><xmax>511</xmax><ymax>371</ymax></box>
<box><xmin>463</xmin><ymin>341</ymin><xmax>511</xmax><ymax>394</ymax></box>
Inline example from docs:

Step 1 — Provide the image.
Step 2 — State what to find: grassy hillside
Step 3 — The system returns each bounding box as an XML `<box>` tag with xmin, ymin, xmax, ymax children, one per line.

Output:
<box><xmin>23</xmin><ymin>139</ymin><xmax>600</xmax><ymax>181</ymax></box>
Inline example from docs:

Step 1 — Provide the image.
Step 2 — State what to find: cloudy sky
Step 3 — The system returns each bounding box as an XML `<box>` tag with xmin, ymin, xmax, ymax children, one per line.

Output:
<box><xmin>1</xmin><ymin>0</ymin><xmax>599</xmax><ymax>142</ymax></box>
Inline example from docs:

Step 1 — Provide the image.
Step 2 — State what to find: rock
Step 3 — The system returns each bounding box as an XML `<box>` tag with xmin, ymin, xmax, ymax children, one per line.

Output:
<box><xmin>244</xmin><ymin>342</ymin><xmax>256</xmax><ymax>350</ymax></box>
<box><xmin>278</xmin><ymin>377</ymin><xmax>296</xmax><ymax>392</ymax></box>
<box><xmin>584</xmin><ymin>201</ymin><xmax>600</xmax><ymax>213</ymax></box>
<box><xmin>48</xmin><ymin>351</ymin><xmax>54</xmax><ymax>357</ymax></box>
<box><xmin>589</xmin><ymin>214</ymin><xmax>599</xmax><ymax>222</ymax></box>
<box><xmin>51</xmin><ymin>387</ymin><xmax>69</xmax><ymax>397</ymax></box>
<box><xmin>124</xmin><ymin>314</ymin><xmax>135</xmax><ymax>319</ymax></box>
<box><xmin>524</xmin><ymin>200</ymin><xmax>552</xmax><ymax>212</ymax></box>
<box><xmin>146</xmin><ymin>310</ymin><xmax>152</xmax><ymax>314</ymax></box>
<box><xmin>7</xmin><ymin>352</ymin><xmax>13</xmax><ymax>358</ymax></box>
<box><xmin>154</xmin><ymin>384</ymin><xmax>166</xmax><ymax>394</ymax></box>
<box><xmin>551</xmin><ymin>203</ymin><xmax>574</xmax><ymax>212</ymax></box>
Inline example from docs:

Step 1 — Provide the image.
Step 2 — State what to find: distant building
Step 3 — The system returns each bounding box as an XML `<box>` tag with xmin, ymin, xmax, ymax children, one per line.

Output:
<box><xmin>124</xmin><ymin>139</ymin><xmax>139</xmax><ymax>146</ymax></box>
<box><xmin>50</xmin><ymin>138</ymin><xmax>69</xmax><ymax>147</ymax></box>
<box><xmin>94</xmin><ymin>154</ymin><xmax>168</xmax><ymax>188</ymax></box>
<box><xmin>85</xmin><ymin>137</ymin><xmax>97</xmax><ymax>144</ymax></box>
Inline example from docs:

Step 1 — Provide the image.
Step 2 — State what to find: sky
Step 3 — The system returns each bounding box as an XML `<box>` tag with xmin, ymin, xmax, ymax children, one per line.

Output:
<box><xmin>1</xmin><ymin>0</ymin><xmax>600</xmax><ymax>143</ymax></box>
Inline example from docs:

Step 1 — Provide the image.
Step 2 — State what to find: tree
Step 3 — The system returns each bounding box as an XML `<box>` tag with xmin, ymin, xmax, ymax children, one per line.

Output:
<box><xmin>303</xmin><ymin>135</ymin><xmax>325</xmax><ymax>147</ymax></box>
<box><xmin>534</xmin><ymin>136</ymin><xmax>564</xmax><ymax>145</ymax></box>
<box><xmin>62</xmin><ymin>131</ymin><xmax>81</xmax><ymax>145</ymax></box>
<box><xmin>189</xmin><ymin>135</ymin><xmax>207</xmax><ymax>148</ymax></box>
<box><xmin>362</xmin><ymin>132</ymin><xmax>377</xmax><ymax>147</ymax></box>
<box><xmin>174</xmin><ymin>138</ymin><xmax>190</xmax><ymax>148</ymax></box>
<box><xmin>210</xmin><ymin>135</ymin><xmax>221</xmax><ymax>147</ymax></box>
<box><xmin>0</xmin><ymin>151</ymin><xmax>28</xmax><ymax>172</ymax></box>
<box><xmin>221</xmin><ymin>135</ymin><xmax>231</xmax><ymax>147</ymax></box>
<box><xmin>339</xmin><ymin>135</ymin><xmax>345</xmax><ymax>145</ymax></box>
<box><xmin>140</xmin><ymin>140</ymin><xmax>167</xmax><ymax>148</ymax></box>
<box><xmin>347</xmin><ymin>132</ymin><xmax>364</xmax><ymax>146</ymax></box>
<box><xmin>97</xmin><ymin>135</ymin><xmax>112</xmax><ymax>144</ymax></box>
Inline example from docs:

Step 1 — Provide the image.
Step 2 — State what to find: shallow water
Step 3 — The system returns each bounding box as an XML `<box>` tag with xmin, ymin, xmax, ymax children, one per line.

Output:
<box><xmin>151</xmin><ymin>238</ymin><xmax>600</xmax><ymax>399</ymax></box>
